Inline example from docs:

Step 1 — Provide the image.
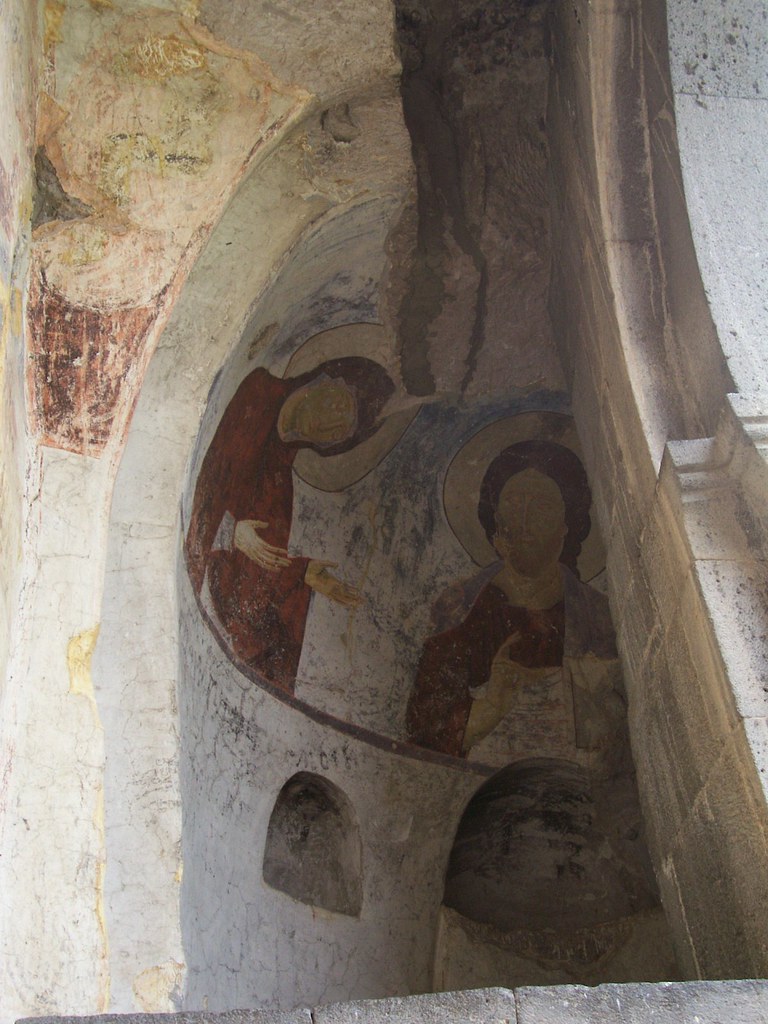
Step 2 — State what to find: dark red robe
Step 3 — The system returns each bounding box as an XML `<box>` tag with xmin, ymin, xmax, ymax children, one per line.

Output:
<box><xmin>406</xmin><ymin>569</ymin><xmax>616</xmax><ymax>757</ymax></box>
<box><xmin>186</xmin><ymin>368</ymin><xmax>310</xmax><ymax>691</ymax></box>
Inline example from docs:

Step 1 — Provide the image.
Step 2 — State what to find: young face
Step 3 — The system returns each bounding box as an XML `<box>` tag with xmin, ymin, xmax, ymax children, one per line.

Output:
<box><xmin>278</xmin><ymin>379</ymin><xmax>358</xmax><ymax>446</ymax></box>
<box><xmin>493</xmin><ymin>468</ymin><xmax>567</xmax><ymax>578</ymax></box>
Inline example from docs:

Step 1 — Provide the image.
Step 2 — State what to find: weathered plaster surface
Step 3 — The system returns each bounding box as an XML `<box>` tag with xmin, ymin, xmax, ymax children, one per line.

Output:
<box><xmin>0</xmin><ymin>2</ymin><xmax>44</xmax><ymax>1020</ymax></box>
<box><xmin>198</xmin><ymin>0</ymin><xmax>401</xmax><ymax>101</ymax></box>
<box><xmin>2</xmin><ymin>446</ymin><xmax>113</xmax><ymax>1020</ymax></box>
<box><xmin>96</xmin><ymin>193</ymin><xmax>409</xmax><ymax>1011</ymax></box>
<box><xmin>0</xmin><ymin>0</ymin><xmax>38</xmax><ymax>700</ymax></box>
<box><xmin>3</xmin><ymin>0</ymin><xmax>409</xmax><ymax>1019</ymax></box>
<box><xmin>3</xmin><ymin>0</ymin><xmax>767</xmax><ymax>1015</ymax></box>
<box><xmin>179</xmin><ymin>571</ymin><xmax>482</xmax><ymax>1008</ymax></box>
<box><xmin>30</xmin><ymin>1</ymin><xmax>311</xmax><ymax>455</ymax></box>
<box><xmin>93</xmin><ymin>54</ymin><xmax>411</xmax><ymax>1010</ymax></box>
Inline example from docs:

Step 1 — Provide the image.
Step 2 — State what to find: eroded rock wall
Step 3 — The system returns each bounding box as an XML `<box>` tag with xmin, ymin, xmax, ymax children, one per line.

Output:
<box><xmin>393</xmin><ymin>0</ymin><xmax>564</xmax><ymax>398</ymax></box>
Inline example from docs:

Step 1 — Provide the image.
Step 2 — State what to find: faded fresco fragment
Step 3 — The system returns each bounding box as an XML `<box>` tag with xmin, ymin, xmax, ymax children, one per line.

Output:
<box><xmin>187</xmin><ymin>329</ymin><xmax>629</xmax><ymax>779</ymax></box>
<box><xmin>28</xmin><ymin>272</ymin><xmax>160</xmax><ymax>454</ymax></box>
<box><xmin>29</xmin><ymin>5</ymin><xmax>310</xmax><ymax>454</ymax></box>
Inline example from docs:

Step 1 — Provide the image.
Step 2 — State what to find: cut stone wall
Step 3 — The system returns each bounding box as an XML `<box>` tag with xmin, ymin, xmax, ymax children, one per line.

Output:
<box><xmin>548</xmin><ymin>0</ymin><xmax>768</xmax><ymax>978</ymax></box>
<box><xmin>17</xmin><ymin>979</ymin><xmax>768</xmax><ymax>1024</ymax></box>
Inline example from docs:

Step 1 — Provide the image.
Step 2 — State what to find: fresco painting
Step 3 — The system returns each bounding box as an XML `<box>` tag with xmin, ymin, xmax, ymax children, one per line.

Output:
<box><xmin>186</xmin><ymin>348</ymin><xmax>396</xmax><ymax>692</ymax></box>
<box><xmin>407</xmin><ymin>437</ymin><xmax>621</xmax><ymax>769</ymax></box>
<box><xmin>187</xmin><ymin>324</ymin><xmax>623</xmax><ymax>772</ymax></box>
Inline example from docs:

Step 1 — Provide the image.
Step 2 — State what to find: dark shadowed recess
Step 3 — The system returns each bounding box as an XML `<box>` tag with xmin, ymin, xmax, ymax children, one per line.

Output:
<box><xmin>444</xmin><ymin>758</ymin><xmax>658</xmax><ymax>933</ymax></box>
<box><xmin>263</xmin><ymin>772</ymin><xmax>363</xmax><ymax>916</ymax></box>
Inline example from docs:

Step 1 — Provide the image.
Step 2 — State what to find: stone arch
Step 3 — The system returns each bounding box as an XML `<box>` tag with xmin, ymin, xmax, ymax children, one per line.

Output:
<box><xmin>91</xmin><ymin>80</ymin><xmax>412</xmax><ymax>1006</ymax></box>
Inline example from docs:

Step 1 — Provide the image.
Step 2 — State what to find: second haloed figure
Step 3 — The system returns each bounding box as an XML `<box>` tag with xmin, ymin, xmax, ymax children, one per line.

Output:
<box><xmin>407</xmin><ymin>439</ymin><xmax>618</xmax><ymax>763</ymax></box>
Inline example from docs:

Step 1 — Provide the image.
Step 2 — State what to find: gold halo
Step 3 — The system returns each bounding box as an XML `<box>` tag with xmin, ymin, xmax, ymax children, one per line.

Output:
<box><xmin>443</xmin><ymin>412</ymin><xmax>606</xmax><ymax>582</ymax></box>
<box><xmin>283</xmin><ymin>323</ymin><xmax>418</xmax><ymax>493</ymax></box>
<box><xmin>283</xmin><ymin>322</ymin><xmax>399</xmax><ymax>380</ymax></box>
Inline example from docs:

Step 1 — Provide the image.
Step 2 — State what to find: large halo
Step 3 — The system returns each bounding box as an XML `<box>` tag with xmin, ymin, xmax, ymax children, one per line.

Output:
<box><xmin>283</xmin><ymin>322</ymin><xmax>419</xmax><ymax>493</ymax></box>
<box><xmin>443</xmin><ymin>412</ymin><xmax>606</xmax><ymax>582</ymax></box>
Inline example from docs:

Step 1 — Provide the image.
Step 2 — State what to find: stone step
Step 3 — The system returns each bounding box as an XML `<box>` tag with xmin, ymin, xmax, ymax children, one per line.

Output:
<box><xmin>17</xmin><ymin>981</ymin><xmax>768</xmax><ymax>1024</ymax></box>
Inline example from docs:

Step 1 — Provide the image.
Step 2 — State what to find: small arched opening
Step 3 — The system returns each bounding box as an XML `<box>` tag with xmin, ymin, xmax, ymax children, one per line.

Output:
<box><xmin>263</xmin><ymin>772</ymin><xmax>363</xmax><ymax>917</ymax></box>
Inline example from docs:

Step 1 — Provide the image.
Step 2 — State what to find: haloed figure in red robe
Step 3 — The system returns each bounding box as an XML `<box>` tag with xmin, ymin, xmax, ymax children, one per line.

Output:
<box><xmin>186</xmin><ymin>357</ymin><xmax>394</xmax><ymax>692</ymax></box>
<box><xmin>407</xmin><ymin>440</ymin><xmax>617</xmax><ymax>759</ymax></box>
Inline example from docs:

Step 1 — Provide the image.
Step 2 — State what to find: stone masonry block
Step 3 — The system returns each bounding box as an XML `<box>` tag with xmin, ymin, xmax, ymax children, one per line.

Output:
<box><xmin>685</xmin><ymin>559</ymin><xmax>768</xmax><ymax>720</ymax></box>
<box><xmin>600</xmin><ymin>240</ymin><xmax>675</xmax><ymax>433</ymax></box>
<box><xmin>516</xmin><ymin>979</ymin><xmax>768</xmax><ymax>1023</ymax></box>
<box><xmin>667</xmin><ymin>0</ymin><xmax>768</xmax><ymax>99</ymax></box>
<box><xmin>683</xmin><ymin>740</ymin><xmax>768</xmax><ymax>974</ymax></box>
<box><xmin>640</xmin><ymin>0</ymin><xmax>675</xmax><ymax>126</ymax></box>
<box><xmin>548</xmin><ymin>6</ymin><xmax>596</xmax><ymax>184</ymax></box>
<box><xmin>629</xmin><ymin>670</ymin><xmax>704</xmax><ymax>853</ymax></box>
<box><xmin>315</xmin><ymin>989</ymin><xmax>517</xmax><ymax>1024</ymax></box>
<box><xmin>599</xmin><ymin>394</ymin><xmax>657</xmax><ymax>536</ymax></box>
<box><xmin>605</xmin><ymin>532</ymin><xmax>663</xmax><ymax>710</ymax></box>
<box><xmin>18</xmin><ymin>983</ymin><xmax>768</xmax><ymax>1024</ymax></box>
<box><xmin>17</xmin><ymin>1013</ymin><xmax>312</xmax><ymax>1024</ymax></box>
<box><xmin>605</xmin><ymin>517</ymin><xmax>644</xmax><ymax>634</ymax></box>
<box><xmin>663</xmin><ymin>439</ymin><xmax>755</xmax><ymax>562</ymax></box>
<box><xmin>651</xmin><ymin>732</ymin><xmax>768</xmax><ymax>978</ymax></box>
<box><xmin>672</xmin><ymin>94</ymin><xmax>768</xmax><ymax>402</ymax></box>
<box><xmin>741</xmin><ymin>715</ymin><xmax>768</xmax><ymax>806</ymax></box>
<box><xmin>626</xmin><ymin>585</ymin><xmax>747</xmax><ymax>867</ymax></box>
<box><xmin>636</xmin><ymin>490</ymin><xmax>691</xmax><ymax>628</ymax></box>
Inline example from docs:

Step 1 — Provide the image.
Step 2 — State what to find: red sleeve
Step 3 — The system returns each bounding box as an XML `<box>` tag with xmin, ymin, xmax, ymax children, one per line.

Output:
<box><xmin>407</xmin><ymin>631</ymin><xmax>474</xmax><ymax>756</ymax></box>
<box><xmin>406</xmin><ymin>588</ymin><xmax>501</xmax><ymax>756</ymax></box>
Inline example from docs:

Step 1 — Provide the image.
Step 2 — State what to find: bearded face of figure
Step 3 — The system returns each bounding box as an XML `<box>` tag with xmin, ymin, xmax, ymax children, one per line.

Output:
<box><xmin>493</xmin><ymin>468</ymin><xmax>567</xmax><ymax>579</ymax></box>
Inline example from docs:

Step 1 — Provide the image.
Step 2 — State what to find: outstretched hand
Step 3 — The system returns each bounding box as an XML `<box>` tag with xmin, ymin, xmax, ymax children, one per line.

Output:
<box><xmin>305</xmin><ymin>560</ymin><xmax>363</xmax><ymax>608</ymax></box>
<box><xmin>234</xmin><ymin>520</ymin><xmax>291</xmax><ymax>571</ymax></box>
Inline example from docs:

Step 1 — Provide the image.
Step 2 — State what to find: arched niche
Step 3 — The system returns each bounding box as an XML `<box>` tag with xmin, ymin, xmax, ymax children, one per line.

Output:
<box><xmin>435</xmin><ymin>758</ymin><xmax>678</xmax><ymax>989</ymax></box>
<box><xmin>263</xmin><ymin>772</ymin><xmax>363</xmax><ymax>917</ymax></box>
<box><xmin>445</xmin><ymin>758</ymin><xmax>652</xmax><ymax>931</ymax></box>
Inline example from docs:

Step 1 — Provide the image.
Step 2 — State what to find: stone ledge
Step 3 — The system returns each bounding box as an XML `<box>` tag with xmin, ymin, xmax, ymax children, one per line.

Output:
<box><xmin>17</xmin><ymin>980</ymin><xmax>768</xmax><ymax>1024</ymax></box>
<box><xmin>314</xmin><ymin>988</ymin><xmax>517</xmax><ymax>1024</ymax></box>
<box><xmin>516</xmin><ymin>980</ymin><xmax>768</xmax><ymax>1022</ymax></box>
<box><xmin>17</xmin><ymin>1012</ymin><xmax>312</xmax><ymax>1024</ymax></box>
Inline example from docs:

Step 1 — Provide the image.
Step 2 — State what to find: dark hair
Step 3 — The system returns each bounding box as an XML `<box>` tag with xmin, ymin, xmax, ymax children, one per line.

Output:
<box><xmin>478</xmin><ymin>439</ymin><xmax>591</xmax><ymax>572</ymax></box>
<box><xmin>289</xmin><ymin>356</ymin><xmax>395</xmax><ymax>453</ymax></box>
